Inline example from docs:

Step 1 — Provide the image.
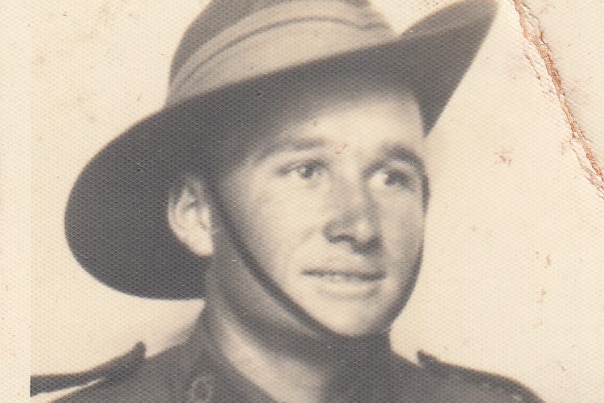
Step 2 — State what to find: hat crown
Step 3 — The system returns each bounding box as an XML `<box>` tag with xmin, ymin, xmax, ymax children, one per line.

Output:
<box><xmin>169</xmin><ymin>0</ymin><xmax>372</xmax><ymax>84</ymax></box>
<box><xmin>166</xmin><ymin>0</ymin><xmax>392</xmax><ymax>106</ymax></box>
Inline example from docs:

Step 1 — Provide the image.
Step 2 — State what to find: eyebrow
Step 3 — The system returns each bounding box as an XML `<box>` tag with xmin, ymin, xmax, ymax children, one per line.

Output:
<box><xmin>253</xmin><ymin>138</ymin><xmax>327</xmax><ymax>164</ymax></box>
<box><xmin>253</xmin><ymin>138</ymin><xmax>426</xmax><ymax>176</ymax></box>
<box><xmin>382</xmin><ymin>146</ymin><xmax>426</xmax><ymax>177</ymax></box>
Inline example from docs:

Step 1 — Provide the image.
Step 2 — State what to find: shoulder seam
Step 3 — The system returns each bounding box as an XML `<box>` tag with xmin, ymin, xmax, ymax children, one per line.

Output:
<box><xmin>31</xmin><ymin>342</ymin><xmax>146</xmax><ymax>397</ymax></box>
<box><xmin>417</xmin><ymin>351</ymin><xmax>544</xmax><ymax>403</ymax></box>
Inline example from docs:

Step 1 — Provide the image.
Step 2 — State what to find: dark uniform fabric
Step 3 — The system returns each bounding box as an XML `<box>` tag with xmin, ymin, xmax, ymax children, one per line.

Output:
<box><xmin>44</xmin><ymin>318</ymin><xmax>544</xmax><ymax>403</ymax></box>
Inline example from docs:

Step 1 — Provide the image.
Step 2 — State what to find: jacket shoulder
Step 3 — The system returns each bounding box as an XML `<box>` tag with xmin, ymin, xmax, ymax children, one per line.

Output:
<box><xmin>406</xmin><ymin>351</ymin><xmax>544</xmax><ymax>403</ymax></box>
<box><xmin>41</xmin><ymin>343</ymin><xmax>189</xmax><ymax>403</ymax></box>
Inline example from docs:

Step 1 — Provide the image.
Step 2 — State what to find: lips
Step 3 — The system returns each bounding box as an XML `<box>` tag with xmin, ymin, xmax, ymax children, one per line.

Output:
<box><xmin>303</xmin><ymin>268</ymin><xmax>385</xmax><ymax>282</ymax></box>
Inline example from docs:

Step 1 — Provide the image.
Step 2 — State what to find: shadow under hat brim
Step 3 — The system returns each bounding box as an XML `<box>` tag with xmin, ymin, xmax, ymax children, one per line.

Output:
<box><xmin>65</xmin><ymin>0</ymin><xmax>497</xmax><ymax>299</ymax></box>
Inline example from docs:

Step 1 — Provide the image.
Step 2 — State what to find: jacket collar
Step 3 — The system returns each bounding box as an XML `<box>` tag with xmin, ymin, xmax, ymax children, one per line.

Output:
<box><xmin>179</xmin><ymin>314</ymin><xmax>400</xmax><ymax>403</ymax></box>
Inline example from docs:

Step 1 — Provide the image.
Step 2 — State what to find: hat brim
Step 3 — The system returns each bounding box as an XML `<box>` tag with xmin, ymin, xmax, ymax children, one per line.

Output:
<box><xmin>65</xmin><ymin>0</ymin><xmax>497</xmax><ymax>299</ymax></box>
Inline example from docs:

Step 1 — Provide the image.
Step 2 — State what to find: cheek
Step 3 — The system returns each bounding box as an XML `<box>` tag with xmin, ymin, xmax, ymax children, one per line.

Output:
<box><xmin>238</xmin><ymin>189</ymin><xmax>319</xmax><ymax>264</ymax></box>
<box><xmin>255</xmin><ymin>179</ymin><xmax>328</xmax><ymax>225</ymax></box>
<box><xmin>380</xmin><ymin>202</ymin><xmax>425</xmax><ymax>258</ymax></box>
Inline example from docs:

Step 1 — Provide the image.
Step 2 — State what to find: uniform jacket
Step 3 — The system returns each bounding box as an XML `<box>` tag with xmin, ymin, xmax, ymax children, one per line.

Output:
<box><xmin>33</xmin><ymin>320</ymin><xmax>544</xmax><ymax>403</ymax></box>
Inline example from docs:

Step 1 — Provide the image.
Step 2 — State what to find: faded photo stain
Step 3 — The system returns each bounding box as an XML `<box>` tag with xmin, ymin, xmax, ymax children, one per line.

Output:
<box><xmin>511</xmin><ymin>0</ymin><xmax>604</xmax><ymax>197</ymax></box>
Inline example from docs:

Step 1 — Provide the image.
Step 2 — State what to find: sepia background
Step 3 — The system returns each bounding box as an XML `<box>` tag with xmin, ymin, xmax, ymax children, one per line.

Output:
<box><xmin>9</xmin><ymin>0</ymin><xmax>603</xmax><ymax>401</ymax></box>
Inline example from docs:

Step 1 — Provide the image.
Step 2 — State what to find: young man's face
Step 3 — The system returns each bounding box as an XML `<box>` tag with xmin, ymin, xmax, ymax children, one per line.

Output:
<box><xmin>213</xmin><ymin>91</ymin><xmax>427</xmax><ymax>337</ymax></box>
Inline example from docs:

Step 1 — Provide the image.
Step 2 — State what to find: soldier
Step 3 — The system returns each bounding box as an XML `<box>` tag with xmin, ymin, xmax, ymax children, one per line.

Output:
<box><xmin>32</xmin><ymin>0</ymin><xmax>544</xmax><ymax>402</ymax></box>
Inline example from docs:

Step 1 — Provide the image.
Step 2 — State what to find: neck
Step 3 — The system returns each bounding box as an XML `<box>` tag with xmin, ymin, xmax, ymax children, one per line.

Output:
<box><xmin>201</xmin><ymin>299</ymin><xmax>388</xmax><ymax>403</ymax></box>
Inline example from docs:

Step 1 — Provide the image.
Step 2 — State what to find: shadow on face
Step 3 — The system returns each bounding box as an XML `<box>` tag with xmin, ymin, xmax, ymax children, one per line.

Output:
<box><xmin>189</xmin><ymin>70</ymin><xmax>431</xmax><ymax>209</ymax></box>
<box><xmin>172</xmin><ymin>75</ymin><xmax>430</xmax><ymax>338</ymax></box>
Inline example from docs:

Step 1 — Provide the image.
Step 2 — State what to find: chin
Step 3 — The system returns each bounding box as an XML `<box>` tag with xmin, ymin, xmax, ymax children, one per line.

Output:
<box><xmin>314</xmin><ymin>310</ymin><xmax>398</xmax><ymax>338</ymax></box>
<box><xmin>327</xmin><ymin>322</ymin><xmax>391</xmax><ymax>339</ymax></box>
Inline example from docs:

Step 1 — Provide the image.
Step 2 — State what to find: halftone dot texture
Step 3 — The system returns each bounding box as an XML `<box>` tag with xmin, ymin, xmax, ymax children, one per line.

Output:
<box><xmin>64</xmin><ymin>0</ymin><xmax>496</xmax><ymax>299</ymax></box>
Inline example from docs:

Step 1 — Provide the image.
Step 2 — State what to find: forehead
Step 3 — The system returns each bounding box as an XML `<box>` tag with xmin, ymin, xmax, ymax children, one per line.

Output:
<box><xmin>253</xmin><ymin>89</ymin><xmax>424</xmax><ymax>158</ymax></box>
<box><xmin>287</xmin><ymin>90</ymin><xmax>420</xmax><ymax>131</ymax></box>
<box><xmin>194</xmin><ymin>80</ymin><xmax>424</xmax><ymax>181</ymax></box>
<box><xmin>274</xmin><ymin>79</ymin><xmax>419</xmax><ymax>130</ymax></box>
<box><xmin>270</xmin><ymin>94</ymin><xmax>424</xmax><ymax>153</ymax></box>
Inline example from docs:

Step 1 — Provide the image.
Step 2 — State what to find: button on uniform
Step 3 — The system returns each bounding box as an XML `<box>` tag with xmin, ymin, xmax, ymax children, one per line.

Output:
<box><xmin>185</xmin><ymin>374</ymin><xmax>216</xmax><ymax>403</ymax></box>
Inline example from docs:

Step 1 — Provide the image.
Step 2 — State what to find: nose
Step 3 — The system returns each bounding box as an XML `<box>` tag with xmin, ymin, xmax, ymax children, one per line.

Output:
<box><xmin>323</xmin><ymin>180</ymin><xmax>380</xmax><ymax>253</ymax></box>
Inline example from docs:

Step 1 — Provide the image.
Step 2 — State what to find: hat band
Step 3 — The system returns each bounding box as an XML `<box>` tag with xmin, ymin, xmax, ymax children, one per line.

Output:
<box><xmin>167</xmin><ymin>0</ymin><xmax>394</xmax><ymax>107</ymax></box>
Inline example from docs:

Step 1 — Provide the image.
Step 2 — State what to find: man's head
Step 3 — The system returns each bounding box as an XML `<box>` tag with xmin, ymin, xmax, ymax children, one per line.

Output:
<box><xmin>64</xmin><ymin>0</ymin><xmax>496</xmax><ymax>303</ymax></box>
<box><xmin>168</xmin><ymin>81</ymin><xmax>427</xmax><ymax>338</ymax></box>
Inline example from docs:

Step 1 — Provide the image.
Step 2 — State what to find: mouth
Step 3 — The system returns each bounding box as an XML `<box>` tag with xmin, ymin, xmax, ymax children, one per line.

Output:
<box><xmin>301</xmin><ymin>267</ymin><xmax>385</xmax><ymax>299</ymax></box>
<box><xmin>303</xmin><ymin>268</ymin><xmax>385</xmax><ymax>283</ymax></box>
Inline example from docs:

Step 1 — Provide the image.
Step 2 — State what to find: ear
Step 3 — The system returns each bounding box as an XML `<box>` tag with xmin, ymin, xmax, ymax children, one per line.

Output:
<box><xmin>167</xmin><ymin>175</ymin><xmax>214</xmax><ymax>257</ymax></box>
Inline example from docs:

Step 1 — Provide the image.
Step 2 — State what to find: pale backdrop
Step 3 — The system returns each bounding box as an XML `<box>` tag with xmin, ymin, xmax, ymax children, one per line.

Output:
<box><xmin>26</xmin><ymin>1</ymin><xmax>604</xmax><ymax>402</ymax></box>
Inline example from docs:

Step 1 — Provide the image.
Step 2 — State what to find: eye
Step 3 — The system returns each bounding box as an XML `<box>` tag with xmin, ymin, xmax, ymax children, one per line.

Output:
<box><xmin>370</xmin><ymin>168</ymin><xmax>419</xmax><ymax>191</ymax></box>
<box><xmin>384</xmin><ymin>170</ymin><xmax>411</xmax><ymax>187</ymax></box>
<box><xmin>295</xmin><ymin>163</ymin><xmax>319</xmax><ymax>180</ymax></box>
<box><xmin>280</xmin><ymin>160</ymin><xmax>325</xmax><ymax>181</ymax></box>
